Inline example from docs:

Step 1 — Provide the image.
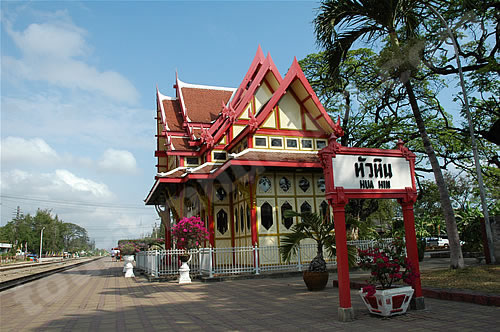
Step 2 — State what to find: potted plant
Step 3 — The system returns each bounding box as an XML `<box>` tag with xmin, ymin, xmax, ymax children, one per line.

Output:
<box><xmin>358</xmin><ymin>238</ymin><xmax>420</xmax><ymax>317</ymax></box>
<box><xmin>171</xmin><ymin>216</ymin><xmax>209</xmax><ymax>283</ymax></box>
<box><xmin>279</xmin><ymin>210</ymin><xmax>357</xmax><ymax>291</ymax></box>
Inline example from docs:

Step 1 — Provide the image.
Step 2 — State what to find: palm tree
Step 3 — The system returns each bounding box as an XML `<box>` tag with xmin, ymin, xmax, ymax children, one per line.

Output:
<box><xmin>314</xmin><ymin>0</ymin><xmax>465</xmax><ymax>268</ymax></box>
<box><xmin>280</xmin><ymin>210</ymin><xmax>357</xmax><ymax>271</ymax></box>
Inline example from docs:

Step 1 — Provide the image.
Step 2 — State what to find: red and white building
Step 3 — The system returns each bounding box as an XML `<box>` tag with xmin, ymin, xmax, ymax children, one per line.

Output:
<box><xmin>145</xmin><ymin>46</ymin><xmax>341</xmax><ymax>252</ymax></box>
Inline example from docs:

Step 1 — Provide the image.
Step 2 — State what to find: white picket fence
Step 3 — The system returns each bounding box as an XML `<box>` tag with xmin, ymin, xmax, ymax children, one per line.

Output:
<box><xmin>135</xmin><ymin>238</ymin><xmax>395</xmax><ymax>278</ymax></box>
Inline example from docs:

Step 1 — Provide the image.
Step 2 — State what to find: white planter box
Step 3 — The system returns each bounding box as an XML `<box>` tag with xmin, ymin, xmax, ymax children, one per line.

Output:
<box><xmin>359</xmin><ymin>286</ymin><xmax>414</xmax><ymax>317</ymax></box>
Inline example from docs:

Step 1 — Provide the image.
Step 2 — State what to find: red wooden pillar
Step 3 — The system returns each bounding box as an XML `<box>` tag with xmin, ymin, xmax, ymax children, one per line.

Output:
<box><xmin>319</xmin><ymin>136</ymin><xmax>354</xmax><ymax>321</ymax></box>
<box><xmin>400</xmin><ymin>195</ymin><xmax>425</xmax><ymax>309</ymax></box>
<box><xmin>332</xmin><ymin>201</ymin><xmax>351</xmax><ymax>308</ymax></box>
<box><xmin>330</xmin><ymin>190</ymin><xmax>354</xmax><ymax>321</ymax></box>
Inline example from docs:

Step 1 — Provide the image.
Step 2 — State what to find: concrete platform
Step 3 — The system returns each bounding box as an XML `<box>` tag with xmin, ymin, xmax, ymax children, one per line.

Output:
<box><xmin>1</xmin><ymin>257</ymin><xmax>499</xmax><ymax>331</ymax></box>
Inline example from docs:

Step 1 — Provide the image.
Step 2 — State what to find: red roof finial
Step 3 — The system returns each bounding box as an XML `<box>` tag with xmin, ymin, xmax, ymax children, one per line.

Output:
<box><xmin>333</xmin><ymin>115</ymin><xmax>344</xmax><ymax>138</ymax></box>
<box><xmin>249</xmin><ymin>111</ymin><xmax>258</xmax><ymax>132</ymax></box>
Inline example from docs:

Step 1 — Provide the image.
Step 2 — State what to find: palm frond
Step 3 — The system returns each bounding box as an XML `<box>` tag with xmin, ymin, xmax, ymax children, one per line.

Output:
<box><xmin>280</xmin><ymin>231</ymin><xmax>307</xmax><ymax>262</ymax></box>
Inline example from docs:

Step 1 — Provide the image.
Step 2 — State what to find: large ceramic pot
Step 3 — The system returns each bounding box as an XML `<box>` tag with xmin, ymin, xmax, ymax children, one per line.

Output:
<box><xmin>123</xmin><ymin>255</ymin><xmax>135</xmax><ymax>278</ymax></box>
<box><xmin>359</xmin><ymin>286</ymin><xmax>414</xmax><ymax>317</ymax></box>
<box><xmin>303</xmin><ymin>271</ymin><xmax>329</xmax><ymax>291</ymax></box>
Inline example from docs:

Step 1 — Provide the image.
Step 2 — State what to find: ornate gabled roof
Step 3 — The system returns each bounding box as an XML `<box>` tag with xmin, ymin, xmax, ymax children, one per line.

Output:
<box><xmin>207</xmin><ymin>48</ymin><xmax>283</xmax><ymax>148</ymax></box>
<box><xmin>225</xmin><ymin>57</ymin><xmax>337</xmax><ymax>151</ymax></box>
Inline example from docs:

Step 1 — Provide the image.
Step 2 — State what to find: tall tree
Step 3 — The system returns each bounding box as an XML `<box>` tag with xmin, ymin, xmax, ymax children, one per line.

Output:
<box><xmin>314</xmin><ymin>0</ymin><xmax>465</xmax><ymax>268</ymax></box>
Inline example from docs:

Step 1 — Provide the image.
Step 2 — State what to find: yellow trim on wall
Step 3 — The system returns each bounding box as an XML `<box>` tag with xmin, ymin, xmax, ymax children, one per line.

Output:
<box><xmin>233</xmin><ymin>125</ymin><xmax>246</xmax><ymax>139</ymax></box>
<box><xmin>238</xmin><ymin>102</ymin><xmax>252</xmax><ymax>120</ymax></box>
<box><xmin>262</xmin><ymin>110</ymin><xmax>277</xmax><ymax>128</ymax></box>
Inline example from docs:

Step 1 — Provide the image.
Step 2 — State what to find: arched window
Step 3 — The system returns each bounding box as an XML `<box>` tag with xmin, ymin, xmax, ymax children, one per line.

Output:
<box><xmin>240</xmin><ymin>206</ymin><xmax>244</xmax><ymax>232</ymax></box>
<box><xmin>217</xmin><ymin>210</ymin><xmax>228</xmax><ymax>235</ymax></box>
<box><xmin>300</xmin><ymin>201</ymin><xmax>312</xmax><ymax>214</ymax></box>
<box><xmin>246</xmin><ymin>205</ymin><xmax>251</xmax><ymax>230</ymax></box>
<box><xmin>235</xmin><ymin>209</ymin><xmax>239</xmax><ymax>233</ymax></box>
<box><xmin>261</xmin><ymin>202</ymin><xmax>273</xmax><ymax>230</ymax></box>
<box><xmin>281</xmin><ymin>202</ymin><xmax>293</xmax><ymax>229</ymax></box>
<box><xmin>320</xmin><ymin>201</ymin><xmax>330</xmax><ymax>222</ymax></box>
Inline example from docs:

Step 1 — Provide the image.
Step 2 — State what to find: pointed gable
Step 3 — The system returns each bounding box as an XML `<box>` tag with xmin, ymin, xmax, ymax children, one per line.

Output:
<box><xmin>226</xmin><ymin>57</ymin><xmax>337</xmax><ymax>151</ymax></box>
<box><xmin>207</xmin><ymin>49</ymin><xmax>283</xmax><ymax>148</ymax></box>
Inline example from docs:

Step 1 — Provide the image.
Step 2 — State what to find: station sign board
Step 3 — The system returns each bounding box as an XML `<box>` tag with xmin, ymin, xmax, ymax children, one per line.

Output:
<box><xmin>332</xmin><ymin>155</ymin><xmax>412</xmax><ymax>190</ymax></box>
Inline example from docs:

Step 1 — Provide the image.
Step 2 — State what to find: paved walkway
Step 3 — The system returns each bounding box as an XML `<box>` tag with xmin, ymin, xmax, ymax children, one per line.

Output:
<box><xmin>1</xmin><ymin>257</ymin><xmax>498</xmax><ymax>331</ymax></box>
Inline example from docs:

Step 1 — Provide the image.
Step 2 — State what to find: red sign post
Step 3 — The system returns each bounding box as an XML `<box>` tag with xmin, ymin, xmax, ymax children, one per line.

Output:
<box><xmin>319</xmin><ymin>134</ymin><xmax>424</xmax><ymax>321</ymax></box>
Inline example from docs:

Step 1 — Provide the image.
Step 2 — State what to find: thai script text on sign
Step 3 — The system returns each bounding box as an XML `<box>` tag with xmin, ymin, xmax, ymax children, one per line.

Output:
<box><xmin>332</xmin><ymin>155</ymin><xmax>412</xmax><ymax>190</ymax></box>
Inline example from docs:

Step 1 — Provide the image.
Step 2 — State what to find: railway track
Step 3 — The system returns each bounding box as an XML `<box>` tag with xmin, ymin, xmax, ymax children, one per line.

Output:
<box><xmin>0</xmin><ymin>257</ymin><xmax>103</xmax><ymax>292</ymax></box>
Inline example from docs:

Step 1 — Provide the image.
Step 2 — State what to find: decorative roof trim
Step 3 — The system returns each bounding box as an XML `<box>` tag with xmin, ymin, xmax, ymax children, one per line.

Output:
<box><xmin>157</xmin><ymin>167</ymin><xmax>188</xmax><ymax>177</ymax></box>
<box><xmin>176</xmin><ymin>72</ymin><xmax>191</xmax><ymax>123</ymax></box>
<box><xmin>157</xmin><ymin>87</ymin><xmax>176</xmax><ymax>132</ymax></box>
<box><xmin>177</xmin><ymin>78</ymin><xmax>236</xmax><ymax>92</ymax></box>
<box><xmin>185</xmin><ymin>162</ymin><xmax>220</xmax><ymax>173</ymax></box>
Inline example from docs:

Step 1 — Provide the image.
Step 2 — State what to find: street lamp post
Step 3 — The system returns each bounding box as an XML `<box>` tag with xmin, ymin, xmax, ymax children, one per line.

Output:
<box><xmin>39</xmin><ymin>227</ymin><xmax>45</xmax><ymax>263</ymax></box>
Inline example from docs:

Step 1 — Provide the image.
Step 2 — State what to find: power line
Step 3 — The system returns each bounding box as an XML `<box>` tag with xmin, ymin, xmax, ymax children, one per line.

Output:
<box><xmin>1</xmin><ymin>194</ymin><xmax>152</xmax><ymax>211</ymax></box>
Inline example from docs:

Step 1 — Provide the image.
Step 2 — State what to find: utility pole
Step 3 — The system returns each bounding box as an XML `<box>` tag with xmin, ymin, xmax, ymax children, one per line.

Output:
<box><xmin>39</xmin><ymin>227</ymin><xmax>45</xmax><ymax>263</ymax></box>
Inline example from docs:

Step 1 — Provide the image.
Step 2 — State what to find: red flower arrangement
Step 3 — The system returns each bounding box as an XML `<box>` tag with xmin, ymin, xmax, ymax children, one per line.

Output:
<box><xmin>358</xmin><ymin>238</ymin><xmax>419</xmax><ymax>296</ymax></box>
<box><xmin>171</xmin><ymin>216</ymin><xmax>210</xmax><ymax>251</ymax></box>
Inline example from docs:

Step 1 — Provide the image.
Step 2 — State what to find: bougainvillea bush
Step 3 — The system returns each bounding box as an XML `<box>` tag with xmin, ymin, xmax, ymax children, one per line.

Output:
<box><xmin>119</xmin><ymin>242</ymin><xmax>140</xmax><ymax>255</ymax></box>
<box><xmin>172</xmin><ymin>216</ymin><xmax>209</xmax><ymax>250</ymax></box>
<box><xmin>358</xmin><ymin>238</ymin><xmax>420</xmax><ymax>296</ymax></box>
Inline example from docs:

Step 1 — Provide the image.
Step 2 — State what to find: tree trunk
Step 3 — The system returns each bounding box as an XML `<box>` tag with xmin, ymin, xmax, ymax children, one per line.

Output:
<box><xmin>403</xmin><ymin>81</ymin><xmax>465</xmax><ymax>269</ymax></box>
<box><xmin>341</xmin><ymin>90</ymin><xmax>350</xmax><ymax>146</ymax></box>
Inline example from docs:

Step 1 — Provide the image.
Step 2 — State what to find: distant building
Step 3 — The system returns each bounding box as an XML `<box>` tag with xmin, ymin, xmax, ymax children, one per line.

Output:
<box><xmin>145</xmin><ymin>47</ymin><xmax>339</xmax><ymax>255</ymax></box>
<box><xmin>0</xmin><ymin>243</ymin><xmax>13</xmax><ymax>254</ymax></box>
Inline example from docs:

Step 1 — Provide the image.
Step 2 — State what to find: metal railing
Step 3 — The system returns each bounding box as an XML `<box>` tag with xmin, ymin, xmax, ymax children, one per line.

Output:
<box><xmin>135</xmin><ymin>238</ymin><xmax>394</xmax><ymax>278</ymax></box>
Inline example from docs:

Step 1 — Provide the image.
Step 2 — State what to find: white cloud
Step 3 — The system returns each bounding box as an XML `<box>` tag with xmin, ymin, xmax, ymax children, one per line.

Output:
<box><xmin>8</xmin><ymin>20</ymin><xmax>88</xmax><ymax>59</ymax></box>
<box><xmin>2</xmin><ymin>16</ymin><xmax>139</xmax><ymax>104</ymax></box>
<box><xmin>53</xmin><ymin>169</ymin><xmax>112</xmax><ymax>198</ymax></box>
<box><xmin>1</xmin><ymin>95</ymin><xmax>153</xmax><ymax>151</ymax></box>
<box><xmin>1</xmin><ymin>168</ymin><xmax>113</xmax><ymax>200</ymax></box>
<box><xmin>1</xmin><ymin>136</ymin><xmax>60</xmax><ymax>165</ymax></box>
<box><xmin>98</xmin><ymin>149</ymin><xmax>138</xmax><ymax>174</ymax></box>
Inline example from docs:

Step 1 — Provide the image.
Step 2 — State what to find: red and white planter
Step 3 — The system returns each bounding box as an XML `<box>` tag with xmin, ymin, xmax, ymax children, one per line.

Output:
<box><xmin>359</xmin><ymin>286</ymin><xmax>414</xmax><ymax>317</ymax></box>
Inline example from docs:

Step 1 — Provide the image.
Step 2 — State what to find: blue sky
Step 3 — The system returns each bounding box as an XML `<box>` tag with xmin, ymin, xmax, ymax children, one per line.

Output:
<box><xmin>1</xmin><ymin>1</ymin><xmax>324</xmax><ymax>249</ymax></box>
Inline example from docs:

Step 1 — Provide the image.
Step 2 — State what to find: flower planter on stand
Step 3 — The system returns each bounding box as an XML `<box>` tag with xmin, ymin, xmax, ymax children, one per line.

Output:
<box><xmin>360</xmin><ymin>286</ymin><xmax>414</xmax><ymax>317</ymax></box>
<box><xmin>178</xmin><ymin>254</ymin><xmax>191</xmax><ymax>284</ymax></box>
<box><xmin>123</xmin><ymin>255</ymin><xmax>135</xmax><ymax>278</ymax></box>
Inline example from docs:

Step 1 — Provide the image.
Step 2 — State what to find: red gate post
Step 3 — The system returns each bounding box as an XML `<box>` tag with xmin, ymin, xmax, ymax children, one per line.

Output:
<box><xmin>319</xmin><ymin>134</ymin><xmax>355</xmax><ymax>322</ymax></box>
<box><xmin>400</xmin><ymin>192</ymin><xmax>425</xmax><ymax>310</ymax></box>
<box><xmin>331</xmin><ymin>191</ymin><xmax>354</xmax><ymax>321</ymax></box>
